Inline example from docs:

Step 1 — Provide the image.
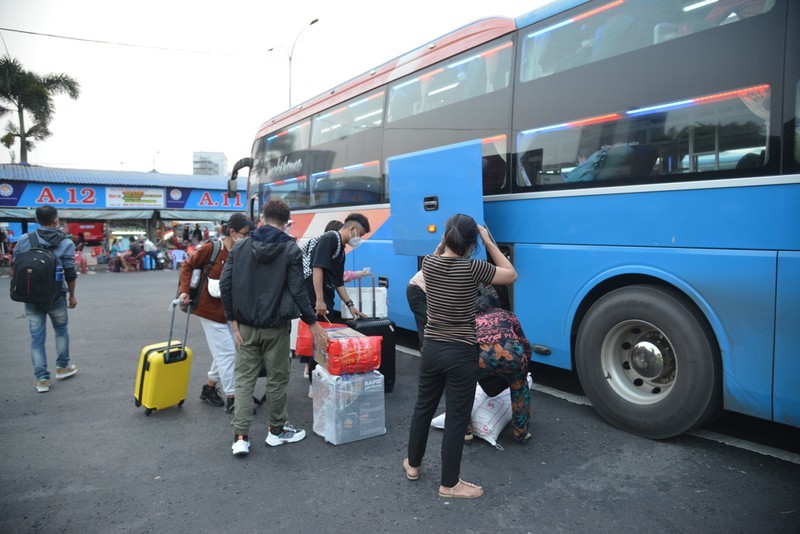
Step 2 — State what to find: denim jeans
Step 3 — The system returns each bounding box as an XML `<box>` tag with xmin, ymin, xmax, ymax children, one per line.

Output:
<box><xmin>25</xmin><ymin>297</ymin><xmax>70</xmax><ymax>381</ymax></box>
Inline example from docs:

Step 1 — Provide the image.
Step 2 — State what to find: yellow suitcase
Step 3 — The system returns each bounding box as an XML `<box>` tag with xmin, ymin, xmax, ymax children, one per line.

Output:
<box><xmin>134</xmin><ymin>302</ymin><xmax>193</xmax><ymax>415</ymax></box>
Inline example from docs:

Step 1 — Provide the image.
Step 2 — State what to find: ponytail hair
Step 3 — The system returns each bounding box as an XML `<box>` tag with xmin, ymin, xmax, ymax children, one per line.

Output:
<box><xmin>443</xmin><ymin>213</ymin><xmax>478</xmax><ymax>257</ymax></box>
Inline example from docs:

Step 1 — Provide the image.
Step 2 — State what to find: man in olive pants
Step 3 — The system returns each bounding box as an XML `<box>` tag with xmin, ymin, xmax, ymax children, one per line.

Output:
<box><xmin>220</xmin><ymin>199</ymin><xmax>327</xmax><ymax>457</ymax></box>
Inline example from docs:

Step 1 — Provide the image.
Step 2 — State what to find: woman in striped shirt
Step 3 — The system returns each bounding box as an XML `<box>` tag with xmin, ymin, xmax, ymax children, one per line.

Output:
<box><xmin>403</xmin><ymin>214</ymin><xmax>517</xmax><ymax>499</ymax></box>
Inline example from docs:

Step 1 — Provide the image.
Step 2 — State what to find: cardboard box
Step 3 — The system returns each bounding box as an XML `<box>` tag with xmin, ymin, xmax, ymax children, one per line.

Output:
<box><xmin>312</xmin><ymin>366</ymin><xmax>386</xmax><ymax>445</ymax></box>
<box><xmin>313</xmin><ymin>327</ymin><xmax>381</xmax><ymax>375</ymax></box>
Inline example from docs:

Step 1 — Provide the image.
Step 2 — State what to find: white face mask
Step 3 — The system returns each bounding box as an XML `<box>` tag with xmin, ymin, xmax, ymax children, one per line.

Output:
<box><xmin>349</xmin><ymin>227</ymin><xmax>363</xmax><ymax>248</ymax></box>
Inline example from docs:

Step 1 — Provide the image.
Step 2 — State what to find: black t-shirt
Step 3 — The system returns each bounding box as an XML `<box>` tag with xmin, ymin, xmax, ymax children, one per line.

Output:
<box><xmin>130</xmin><ymin>241</ymin><xmax>143</xmax><ymax>255</ymax></box>
<box><xmin>304</xmin><ymin>231</ymin><xmax>344</xmax><ymax>311</ymax></box>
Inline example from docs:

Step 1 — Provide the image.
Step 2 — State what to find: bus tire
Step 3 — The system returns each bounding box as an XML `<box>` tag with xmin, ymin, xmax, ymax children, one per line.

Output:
<box><xmin>575</xmin><ymin>284</ymin><xmax>721</xmax><ymax>439</ymax></box>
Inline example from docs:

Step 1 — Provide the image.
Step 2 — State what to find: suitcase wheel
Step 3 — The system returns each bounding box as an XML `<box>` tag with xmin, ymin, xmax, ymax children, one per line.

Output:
<box><xmin>145</xmin><ymin>408</ymin><xmax>154</xmax><ymax>416</ymax></box>
<box><xmin>135</xmin><ymin>398</ymin><xmax>141</xmax><ymax>408</ymax></box>
<box><xmin>178</xmin><ymin>399</ymin><xmax>185</xmax><ymax>407</ymax></box>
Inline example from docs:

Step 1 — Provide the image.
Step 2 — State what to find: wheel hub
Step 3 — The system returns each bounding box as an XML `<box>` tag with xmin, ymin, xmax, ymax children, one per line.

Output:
<box><xmin>601</xmin><ymin>320</ymin><xmax>677</xmax><ymax>405</ymax></box>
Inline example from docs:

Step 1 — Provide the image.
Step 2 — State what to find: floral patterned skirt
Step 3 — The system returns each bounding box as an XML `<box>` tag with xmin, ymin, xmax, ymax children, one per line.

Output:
<box><xmin>478</xmin><ymin>340</ymin><xmax>530</xmax><ymax>441</ymax></box>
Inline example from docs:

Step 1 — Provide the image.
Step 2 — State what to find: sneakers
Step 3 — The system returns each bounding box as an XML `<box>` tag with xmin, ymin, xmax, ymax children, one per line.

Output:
<box><xmin>232</xmin><ymin>435</ymin><xmax>250</xmax><ymax>457</ymax></box>
<box><xmin>200</xmin><ymin>384</ymin><xmax>225</xmax><ymax>407</ymax></box>
<box><xmin>265</xmin><ymin>424</ymin><xmax>306</xmax><ymax>447</ymax></box>
<box><xmin>55</xmin><ymin>364</ymin><xmax>78</xmax><ymax>380</ymax></box>
<box><xmin>307</xmin><ymin>384</ymin><xmax>313</xmax><ymax>399</ymax></box>
<box><xmin>225</xmin><ymin>397</ymin><xmax>235</xmax><ymax>414</ymax></box>
<box><xmin>35</xmin><ymin>379</ymin><xmax>51</xmax><ymax>393</ymax></box>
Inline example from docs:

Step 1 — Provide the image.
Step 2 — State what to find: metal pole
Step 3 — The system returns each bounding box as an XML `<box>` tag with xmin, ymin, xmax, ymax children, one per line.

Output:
<box><xmin>287</xmin><ymin>18</ymin><xmax>318</xmax><ymax>108</ymax></box>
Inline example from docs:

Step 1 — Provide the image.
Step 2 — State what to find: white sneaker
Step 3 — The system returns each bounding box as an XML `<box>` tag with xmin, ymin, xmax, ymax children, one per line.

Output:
<box><xmin>307</xmin><ymin>384</ymin><xmax>313</xmax><ymax>399</ymax></box>
<box><xmin>55</xmin><ymin>364</ymin><xmax>78</xmax><ymax>380</ymax></box>
<box><xmin>265</xmin><ymin>424</ymin><xmax>306</xmax><ymax>447</ymax></box>
<box><xmin>232</xmin><ymin>436</ymin><xmax>250</xmax><ymax>456</ymax></box>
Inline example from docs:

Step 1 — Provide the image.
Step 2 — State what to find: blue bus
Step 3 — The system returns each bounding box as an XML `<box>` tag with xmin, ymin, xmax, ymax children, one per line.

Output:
<box><xmin>229</xmin><ymin>0</ymin><xmax>799</xmax><ymax>438</ymax></box>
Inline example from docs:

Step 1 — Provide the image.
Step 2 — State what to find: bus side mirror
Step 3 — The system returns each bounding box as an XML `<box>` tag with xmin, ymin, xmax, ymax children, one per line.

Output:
<box><xmin>227</xmin><ymin>178</ymin><xmax>237</xmax><ymax>198</ymax></box>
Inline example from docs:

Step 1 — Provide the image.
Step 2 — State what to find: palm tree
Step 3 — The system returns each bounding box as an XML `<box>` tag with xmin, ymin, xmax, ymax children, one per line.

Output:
<box><xmin>0</xmin><ymin>57</ymin><xmax>80</xmax><ymax>164</ymax></box>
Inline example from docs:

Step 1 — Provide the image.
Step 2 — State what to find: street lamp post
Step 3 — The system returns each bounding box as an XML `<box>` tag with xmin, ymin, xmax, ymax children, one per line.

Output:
<box><xmin>269</xmin><ymin>18</ymin><xmax>319</xmax><ymax>109</ymax></box>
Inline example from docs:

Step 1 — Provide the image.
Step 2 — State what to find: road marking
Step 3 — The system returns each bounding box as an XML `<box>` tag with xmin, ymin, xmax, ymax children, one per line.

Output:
<box><xmin>687</xmin><ymin>429</ymin><xmax>800</xmax><ymax>465</ymax></box>
<box><xmin>399</xmin><ymin>346</ymin><xmax>799</xmax><ymax>463</ymax></box>
<box><xmin>530</xmin><ymin>383</ymin><xmax>592</xmax><ymax>406</ymax></box>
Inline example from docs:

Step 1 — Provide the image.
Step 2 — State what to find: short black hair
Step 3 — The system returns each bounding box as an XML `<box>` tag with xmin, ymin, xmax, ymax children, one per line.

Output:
<box><xmin>35</xmin><ymin>205</ymin><xmax>58</xmax><ymax>226</ymax></box>
<box><xmin>344</xmin><ymin>213</ymin><xmax>370</xmax><ymax>234</ymax></box>
<box><xmin>263</xmin><ymin>199</ymin><xmax>290</xmax><ymax>225</ymax></box>
<box><xmin>324</xmin><ymin>220</ymin><xmax>344</xmax><ymax>232</ymax></box>
<box><xmin>227</xmin><ymin>213</ymin><xmax>252</xmax><ymax>233</ymax></box>
<box><xmin>476</xmin><ymin>294</ymin><xmax>501</xmax><ymax>313</ymax></box>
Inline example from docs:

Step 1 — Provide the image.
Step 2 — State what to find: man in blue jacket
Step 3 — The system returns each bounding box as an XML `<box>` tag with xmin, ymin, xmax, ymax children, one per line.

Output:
<box><xmin>13</xmin><ymin>205</ymin><xmax>78</xmax><ymax>393</ymax></box>
<box><xmin>220</xmin><ymin>199</ymin><xmax>328</xmax><ymax>457</ymax></box>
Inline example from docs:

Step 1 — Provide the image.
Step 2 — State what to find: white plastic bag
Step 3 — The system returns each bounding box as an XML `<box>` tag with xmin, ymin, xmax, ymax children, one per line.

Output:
<box><xmin>430</xmin><ymin>383</ymin><xmax>512</xmax><ymax>450</ymax></box>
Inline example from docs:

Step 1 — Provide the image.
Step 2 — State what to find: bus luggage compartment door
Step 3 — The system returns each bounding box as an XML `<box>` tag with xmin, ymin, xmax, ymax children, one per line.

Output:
<box><xmin>388</xmin><ymin>140</ymin><xmax>484</xmax><ymax>257</ymax></box>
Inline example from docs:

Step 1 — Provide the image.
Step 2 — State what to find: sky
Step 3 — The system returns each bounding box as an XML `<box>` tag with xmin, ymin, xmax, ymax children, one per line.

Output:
<box><xmin>0</xmin><ymin>0</ymin><xmax>547</xmax><ymax>175</ymax></box>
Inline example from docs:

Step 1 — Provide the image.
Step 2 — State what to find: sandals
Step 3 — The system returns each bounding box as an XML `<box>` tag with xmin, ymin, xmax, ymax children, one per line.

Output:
<box><xmin>438</xmin><ymin>479</ymin><xmax>484</xmax><ymax>499</ymax></box>
<box><xmin>402</xmin><ymin>458</ymin><xmax>419</xmax><ymax>481</ymax></box>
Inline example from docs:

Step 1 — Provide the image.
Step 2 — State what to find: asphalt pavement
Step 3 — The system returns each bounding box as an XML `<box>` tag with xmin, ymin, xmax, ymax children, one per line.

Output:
<box><xmin>0</xmin><ymin>270</ymin><xmax>798</xmax><ymax>533</ymax></box>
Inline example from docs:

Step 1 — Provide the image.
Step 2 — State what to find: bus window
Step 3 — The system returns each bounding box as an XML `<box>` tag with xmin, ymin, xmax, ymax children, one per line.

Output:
<box><xmin>311</xmin><ymin>90</ymin><xmax>385</xmax><ymax>146</ymax></box>
<box><xmin>309</xmin><ymin>160</ymin><xmax>382</xmax><ymax>208</ymax></box>
<box><xmin>388</xmin><ymin>39</ymin><xmax>513</xmax><ymax>123</ymax></box>
<box><xmin>521</xmin><ymin>0</ymin><xmax>775</xmax><ymax>82</ymax></box>
<box><xmin>251</xmin><ymin>120</ymin><xmax>311</xmax><ymax>210</ymax></box>
<box><xmin>482</xmin><ymin>135</ymin><xmax>508</xmax><ymax>191</ymax></box>
<box><xmin>516</xmin><ymin>84</ymin><xmax>771</xmax><ymax>189</ymax></box>
<box><xmin>795</xmin><ymin>81</ymin><xmax>800</xmax><ymax>164</ymax></box>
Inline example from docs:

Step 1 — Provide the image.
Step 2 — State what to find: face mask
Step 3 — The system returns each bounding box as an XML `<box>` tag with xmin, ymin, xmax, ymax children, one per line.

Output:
<box><xmin>349</xmin><ymin>227</ymin><xmax>363</xmax><ymax>248</ymax></box>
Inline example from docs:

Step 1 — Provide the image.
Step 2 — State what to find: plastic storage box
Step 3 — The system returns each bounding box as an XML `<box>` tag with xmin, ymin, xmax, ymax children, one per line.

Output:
<box><xmin>312</xmin><ymin>366</ymin><xmax>386</xmax><ymax>445</ymax></box>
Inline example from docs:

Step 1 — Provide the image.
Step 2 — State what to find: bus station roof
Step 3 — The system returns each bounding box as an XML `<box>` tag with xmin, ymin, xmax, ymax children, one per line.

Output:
<box><xmin>0</xmin><ymin>164</ymin><xmax>244</xmax><ymax>191</ymax></box>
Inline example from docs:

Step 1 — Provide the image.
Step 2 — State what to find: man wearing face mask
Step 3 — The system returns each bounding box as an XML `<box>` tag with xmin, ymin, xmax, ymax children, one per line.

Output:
<box><xmin>302</xmin><ymin>214</ymin><xmax>370</xmax><ymax>392</ymax></box>
<box><xmin>306</xmin><ymin>213</ymin><xmax>371</xmax><ymax>323</ymax></box>
<box><xmin>178</xmin><ymin>213</ymin><xmax>253</xmax><ymax>413</ymax></box>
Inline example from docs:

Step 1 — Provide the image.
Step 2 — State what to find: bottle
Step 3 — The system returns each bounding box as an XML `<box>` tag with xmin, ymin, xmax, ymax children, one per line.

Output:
<box><xmin>54</xmin><ymin>265</ymin><xmax>64</xmax><ymax>283</ymax></box>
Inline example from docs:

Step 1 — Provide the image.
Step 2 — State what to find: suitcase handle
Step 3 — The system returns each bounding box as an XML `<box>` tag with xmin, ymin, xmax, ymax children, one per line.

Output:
<box><xmin>165</xmin><ymin>299</ymin><xmax>191</xmax><ymax>363</ymax></box>
<box><xmin>355</xmin><ymin>273</ymin><xmax>378</xmax><ymax>319</ymax></box>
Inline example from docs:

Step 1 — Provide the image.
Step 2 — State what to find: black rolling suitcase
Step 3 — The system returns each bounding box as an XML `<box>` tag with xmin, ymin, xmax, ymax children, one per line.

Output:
<box><xmin>346</xmin><ymin>274</ymin><xmax>396</xmax><ymax>392</ymax></box>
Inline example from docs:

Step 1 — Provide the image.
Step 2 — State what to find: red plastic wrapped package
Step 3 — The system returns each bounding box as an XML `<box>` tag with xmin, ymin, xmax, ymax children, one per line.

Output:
<box><xmin>296</xmin><ymin>321</ymin><xmax>347</xmax><ymax>358</ymax></box>
<box><xmin>314</xmin><ymin>327</ymin><xmax>382</xmax><ymax>375</ymax></box>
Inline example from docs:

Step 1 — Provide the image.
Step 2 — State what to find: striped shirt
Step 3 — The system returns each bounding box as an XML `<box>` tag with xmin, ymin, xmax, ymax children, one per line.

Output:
<box><xmin>422</xmin><ymin>254</ymin><xmax>496</xmax><ymax>345</ymax></box>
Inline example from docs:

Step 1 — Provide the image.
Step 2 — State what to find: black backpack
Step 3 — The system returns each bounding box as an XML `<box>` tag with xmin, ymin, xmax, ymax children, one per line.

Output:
<box><xmin>10</xmin><ymin>232</ymin><xmax>63</xmax><ymax>304</ymax></box>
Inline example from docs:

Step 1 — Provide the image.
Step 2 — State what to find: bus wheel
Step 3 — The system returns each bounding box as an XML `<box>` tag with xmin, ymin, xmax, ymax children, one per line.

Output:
<box><xmin>576</xmin><ymin>285</ymin><xmax>721</xmax><ymax>439</ymax></box>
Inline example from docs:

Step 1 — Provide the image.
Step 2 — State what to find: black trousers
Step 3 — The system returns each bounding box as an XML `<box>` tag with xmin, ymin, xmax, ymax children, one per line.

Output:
<box><xmin>405</xmin><ymin>284</ymin><xmax>427</xmax><ymax>350</ymax></box>
<box><xmin>407</xmin><ymin>339</ymin><xmax>479</xmax><ymax>487</ymax></box>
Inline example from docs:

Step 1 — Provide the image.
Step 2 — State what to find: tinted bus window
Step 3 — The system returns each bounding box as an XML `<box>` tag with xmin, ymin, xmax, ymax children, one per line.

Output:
<box><xmin>312</xmin><ymin>90</ymin><xmax>385</xmax><ymax>146</ymax></box>
<box><xmin>307</xmin><ymin>91</ymin><xmax>386</xmax><ymax>208</ymax></box>
<box><xmin>252</xmin><ymin>121</ymin><xmax>311</xmax><ymax>210</ymax></box>
<box><xmin>385</xmin><ymin>38</ymin><xmax>514</xmax><ymax>195</ymax></box>
<box><xmin>387</xmin><ymin>40</ymin><xmax>513</xmax><ymax>123</ymax></box>
<box><xmin>796</xmin><ymin>81</ymin><xmax>800</xmax><ymax>164</ymax></box>
<box><xmin>517</xmin><ymin>84</ymin><xmax>771</xmax><ymax>188</ymax></box>
<box><xmin>521</xmin><ymin>0</ymin><xmax>775</xmax><ymax>82</ymax></box>
<box><xmin>310</xmin><ymin>160</ymin><xmax>382</xmax><ymax>208</ymax></box>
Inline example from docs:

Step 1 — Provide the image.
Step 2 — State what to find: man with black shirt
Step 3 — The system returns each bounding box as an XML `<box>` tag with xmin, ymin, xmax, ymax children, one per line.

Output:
<box><xmin>304</xmin><ymin>213</ymin><xmax>370</xmax><ymax>385</ymax></box>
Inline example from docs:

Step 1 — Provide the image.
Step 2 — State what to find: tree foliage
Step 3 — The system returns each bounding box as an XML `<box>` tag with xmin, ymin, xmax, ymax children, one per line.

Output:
<box><xmin>0</xmin><ymin>56</ymin><xmax>80</xmax><ymax>163</ymax></box>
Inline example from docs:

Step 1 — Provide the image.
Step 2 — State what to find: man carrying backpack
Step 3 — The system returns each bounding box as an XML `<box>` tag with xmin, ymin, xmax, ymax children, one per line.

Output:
<box><xmin>11</xmin><ymin>205</ymin><xmax>78</xmax><ymax>393</ymax></box>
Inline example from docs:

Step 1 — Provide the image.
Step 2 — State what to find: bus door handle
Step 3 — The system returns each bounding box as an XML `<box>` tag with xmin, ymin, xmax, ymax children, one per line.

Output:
<box><xmin>423</xmin><ymin>196</ymin><xmax>438</xmax><ymax>211</ymax></box>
